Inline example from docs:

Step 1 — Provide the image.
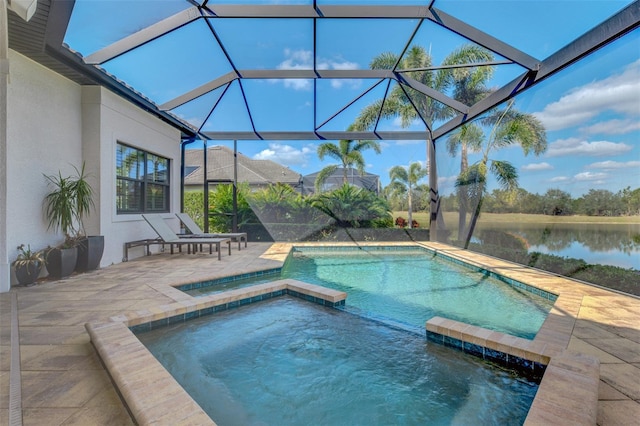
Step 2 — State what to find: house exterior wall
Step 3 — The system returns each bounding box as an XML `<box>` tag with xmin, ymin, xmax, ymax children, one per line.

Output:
<box><xmin>82</xmin><ymin>86</ymin><xmax>181</xmax><ymax>265</ymax></box>
<box><xmin>0</xmin><ymin>3</ymin><xmax>9</xmax><ymax>292</ymax></box>
<box><xmin>5</xmin><ymin>50</ymin><xmax>83</xmax><ymax>290</ymax></box>
<box><xmin>3</xmin><ymin>50</ymin><xmax>181</xmax><ymax>291</ymax></box>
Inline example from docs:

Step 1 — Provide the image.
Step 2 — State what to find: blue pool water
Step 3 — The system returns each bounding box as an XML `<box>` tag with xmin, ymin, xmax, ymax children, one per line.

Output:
<box><xmin>137</xmin><ymin>297</ymin><xmax>539</xmax><ymax>425</ymax></box>
<box><xmin>188</xmin><ymin>247</ymin><xmax>555</xmax><ymax>339</ymax></box>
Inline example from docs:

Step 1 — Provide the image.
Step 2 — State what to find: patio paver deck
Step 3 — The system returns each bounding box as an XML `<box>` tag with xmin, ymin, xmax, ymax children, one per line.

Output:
<box><xmin>1</xmin><ymin>242</ymin><xmax>638</xmax><ymax>425</ymax></box>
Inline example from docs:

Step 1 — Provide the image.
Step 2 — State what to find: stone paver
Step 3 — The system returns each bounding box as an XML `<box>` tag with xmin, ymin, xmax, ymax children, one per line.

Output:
<box><xmin>1</xmin><ymin>241</ymin><xmax>638</xmax><ymax>425</ymax></box>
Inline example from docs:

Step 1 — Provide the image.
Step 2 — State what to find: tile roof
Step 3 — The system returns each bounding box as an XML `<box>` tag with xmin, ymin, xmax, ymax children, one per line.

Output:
<box><xmin>184</xmin><ymin>145</ymin><xmax>301</xmax><ymax>187</ymax></box>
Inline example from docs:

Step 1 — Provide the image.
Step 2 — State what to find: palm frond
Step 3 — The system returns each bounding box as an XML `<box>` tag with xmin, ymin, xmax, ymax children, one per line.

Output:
<box><xmin>317</xmin><ymin>143</ymin><xmax>342</xmax><ymax>162</ymax></box>
<box><xmin>490</xmin><ymin>160</ymin><xmax>519</xmax><ymax>191</ymax></box>
<box><xmin>389</xmin><ymin>165</ymin><xmax>409</xmax><ymax>184</ymax></box>
<box><xmin>370</xmin><ymin>52</ymin><xmax>398</xmax><ymax>70</ymax></box>
<box><xmin>352</xmin><ymin>139</ymin><xmax>381</xmax><ymax>155</ymax></box>
<box><xmin>408</xmin><ymin>162</ymin><xmax>427</xmax><ymax>182</ymax></box>
<box><xmin>314</xmin><ymin>165</ymin><xmax>339</xmax><ymax>193</ymax></box>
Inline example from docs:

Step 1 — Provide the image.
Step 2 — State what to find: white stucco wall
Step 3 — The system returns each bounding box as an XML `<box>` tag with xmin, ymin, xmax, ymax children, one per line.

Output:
<box><xmin>6</xmin><ymin>50</ymin><xmax>83</xmax><ymax>288</ymax></box>
<box><xmin>4</xmin><ymin>49</ymin><xmax>182</xmax><ymax>290</ymax></box>
<box><xmin>82</xmin><ymin>86</ymin><xmax>181</xmax><ymax>266</ymax></box>
<box><xmin>0</xmin><ymin>2</ymin><xmax>9</xmax><ymax>292</ymax></box>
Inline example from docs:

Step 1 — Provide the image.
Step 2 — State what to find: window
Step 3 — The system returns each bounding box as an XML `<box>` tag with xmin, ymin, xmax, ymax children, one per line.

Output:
<box><xmin>116</xmin><ymin>143</ymin><xmax>170</xmax><ymax>214</ymax></box>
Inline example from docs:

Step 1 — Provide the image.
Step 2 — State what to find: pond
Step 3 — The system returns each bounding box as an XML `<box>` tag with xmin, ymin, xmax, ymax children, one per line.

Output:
<box><xmin>475</xmin><ymin>222</ymin><xmax>640</xmax><ymax>270</ymax></box>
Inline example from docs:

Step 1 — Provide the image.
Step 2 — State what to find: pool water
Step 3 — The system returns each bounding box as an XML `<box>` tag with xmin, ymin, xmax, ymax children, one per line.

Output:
<box><xmin>188</xmin><ymin>247</ymin><xmax>554</xmax><ymax>339</ymax></box>
<box><xmin>137</xmin><ymin>297</ymin><xmax>538</xmax><ymax>426</ymax></box>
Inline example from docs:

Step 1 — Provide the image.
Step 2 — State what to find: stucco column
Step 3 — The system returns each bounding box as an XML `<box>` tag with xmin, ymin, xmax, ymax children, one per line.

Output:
<box><xmin>1</xmin><ymin>0</ymin><xmax>10</xmax><ymax>292</ymax></box>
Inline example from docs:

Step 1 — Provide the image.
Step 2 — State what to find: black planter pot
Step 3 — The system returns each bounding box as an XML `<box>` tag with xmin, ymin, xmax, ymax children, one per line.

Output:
<box><xmin>76</xmin><ymin>235</ymin><xmax>105</xmax><ymax>272</ymax></box>
<box><xmin>15</xmin><ymin>262</ymin><xmax>43</xmax><ymax>286</ymax></box>
<box><xmin>46</xmin><ymin>246</ymin><xmax>78</xmax><ymax>279</ymax></box>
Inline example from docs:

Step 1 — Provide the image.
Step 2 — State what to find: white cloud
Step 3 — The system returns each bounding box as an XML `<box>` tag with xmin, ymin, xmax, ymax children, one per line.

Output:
<box><xmin>574</xmin><ymin>171</ymin><xmax>608</xmax><ymax>182</ymax></box>
<box><xmin>273</xmin><ymin>49</ymin><xmax>360</xmax><ymax>91</ymax></box>
<box><xmin>546</xmin><ymin>137</ymin><xmax>632</xmax><ymax>157</ymax></box>
<box><xmin>522</xmin><ymin>162</ymin><xmax>553</xmax><ymax>171</ymax></box>
<box><xmin>533</xmin><ymin>60</ymin><xmax>640</xmax><ymax>131</ymax></box>
<box><xmin>330</xmin><ymin>78</ymin><xmax>362</xmax><ymax>90</ymax></box>
<box><xmin>549</xmin><ymin>176</ymin><xmax>570</xmax><ymax>182</ymax></box>
<box><xmin>253</xmin><ymin>143</ymin><xmax>315</xmax><ymax>167</ymax></box>
<box><xmin>390</xmin><ymin>116</ymin><xmax>424</xmax><ymax>131</ymax></box>
<box><xmin>282</xmin><ymin>79</ymin><xmax>312</xmax><ymax>91</ymax></box>
<box><xmin>274</xmin><ymin>49</ymin><xmax>313</xmax><ymax>91</ymax></box>
<box><xmin>587</xmin><ymin>160</ymin><xmax>640</xmax><ymax>170</ymax></box>
<box><xmin>438</xmin><ymin>175</ymin><xmax>458</xmax><ymax>189</ymax></box>
<box><xmin>394</xmin><ymin>140</ymin><xmax>423</xmax><ymax>146</ymax></box>
<box><xmin>316</xmin><ymin>58</ymin><xmax>359</xmax><ymax>71</ymax></box>
<box><xmin>323</xmin><ymin>60</ymin><xmax>360</xmax><ymax>89</ymax></box>
<box><xmin>580</xmin><ymin>118</ymin><xmax>640</xmax><ymax>136</ymax></box>
<box><xmin>278</xmin><ymin>48</ymin><xmax>313</xmax><ymax>69</ymax></box>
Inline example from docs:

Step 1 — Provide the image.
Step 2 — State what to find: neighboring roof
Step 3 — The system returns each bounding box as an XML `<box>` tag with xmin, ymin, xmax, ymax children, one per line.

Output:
<box><xmin>7</xmin><ymin>1</ymin><xmax>637</xmax><ymax>142</ymax></box>
<box><xmin>302</xmin><ymin>168</ymin><xmax>379</xmax><ymax>193</ymax></box>
<box><xmin>184</xmin><ymin>145</ymin><xmax>301</xmax><ymax>187</ymax></box>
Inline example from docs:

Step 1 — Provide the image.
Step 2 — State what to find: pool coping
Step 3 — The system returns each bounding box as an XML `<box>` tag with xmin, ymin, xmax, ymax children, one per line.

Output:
<box><xmin>85</xmin><ymin>241</ymin><xmax>604</xmax><ymax>425</ymax></box>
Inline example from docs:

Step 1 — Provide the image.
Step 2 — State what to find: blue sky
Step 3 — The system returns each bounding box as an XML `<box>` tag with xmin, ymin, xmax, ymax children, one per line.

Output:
<box><xmin>65</xmin><ymin>0</ymin><xmax>639</xmax><ymax>197</ymax></box>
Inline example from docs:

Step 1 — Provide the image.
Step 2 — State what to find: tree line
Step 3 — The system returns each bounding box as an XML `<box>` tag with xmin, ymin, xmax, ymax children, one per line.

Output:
<box><xmin>438</xmin><ymin>186</ymin><xmax>640</xmax><ymax>217</ymax></box>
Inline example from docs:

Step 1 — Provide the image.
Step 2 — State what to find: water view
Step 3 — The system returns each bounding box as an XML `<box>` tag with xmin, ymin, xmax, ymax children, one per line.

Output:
<box><xmin>476</xmin><ymin>222</ymin><xmax>640</xmax><ymax>270</ymax></box>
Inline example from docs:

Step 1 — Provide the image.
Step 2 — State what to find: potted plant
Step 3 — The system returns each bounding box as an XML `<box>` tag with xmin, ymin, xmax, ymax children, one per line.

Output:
<box><xmin>13</xmin><ymin>244</ymin><xmax>44</xmax><ymax>286</ymax></box>
<box><xmin>71</xmin><ymin>163</ymin><xmax>104</xmax><ymax>272</ymax></box>
<box><xmin>43</xmin><ymin>163</ymin><xmax>103</xmax><ymax>277</ymax></box>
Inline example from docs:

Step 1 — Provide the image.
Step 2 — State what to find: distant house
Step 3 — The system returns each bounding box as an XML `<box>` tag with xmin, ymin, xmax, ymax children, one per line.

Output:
<box><xmin>301</xmin><ymin>168</ymin><xmax>380</xmax><ymax>195</ymax></box>
<box><xmin>184</xmin><ymin>145</ymin><xmax>301</xmax><ymax>191</ymax></box>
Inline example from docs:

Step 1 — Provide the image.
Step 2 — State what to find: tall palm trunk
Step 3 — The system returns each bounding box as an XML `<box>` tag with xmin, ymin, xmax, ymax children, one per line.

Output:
<box><xmin>457</xmin><ymin>143</ymin><xmax>469</xmax><ymax>240</ymax></box>
<box><xmin>464</xmin><ymin>182</ymin><xmax>484</xmax><ymax>249</ymax></box>
<box><xmin>407</xmin><ymin>183</ymin><xmax>413</xmax><ymax>228</ymax></box>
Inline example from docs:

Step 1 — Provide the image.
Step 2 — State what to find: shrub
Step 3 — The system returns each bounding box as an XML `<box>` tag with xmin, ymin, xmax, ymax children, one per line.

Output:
<box><xmin>183</xmin><ymin>184</ymin><xmax>257</xmax><ymax>233</ymax></box>
<box><xmin>308</xmin><ymin>184</ymin><xmax>392</xmax><ymax>228</ymax></box>
<box><xmin>246</xmin><ymin>183</ymin><xmax>327</xmax><ymax>225</ymax></box>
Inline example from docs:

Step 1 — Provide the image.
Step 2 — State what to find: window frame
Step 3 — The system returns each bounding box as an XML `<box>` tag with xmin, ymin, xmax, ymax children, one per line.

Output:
<box><xmin>116</xmin><ymin>142</ymin><xmax>170</xmax><ymax>215</ymax></box>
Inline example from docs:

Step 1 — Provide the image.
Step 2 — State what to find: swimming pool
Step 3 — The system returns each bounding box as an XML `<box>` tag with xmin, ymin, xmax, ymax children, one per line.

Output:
<box><xmin>186</xmin><ymin>246</ymin><xmax>555</xmax><ymax>339</ymax></box>
<box><xmin>137</xmin><ymin>296</ymin><xmax>538</xmax><ymax>425</ymax></box>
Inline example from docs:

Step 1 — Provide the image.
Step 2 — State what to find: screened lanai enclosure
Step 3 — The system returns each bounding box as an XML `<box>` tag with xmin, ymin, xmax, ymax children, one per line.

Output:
<box><xmin>14</xmin><ymin>0</ymin><xmax>638</xmax><ymax>293</ymax></box>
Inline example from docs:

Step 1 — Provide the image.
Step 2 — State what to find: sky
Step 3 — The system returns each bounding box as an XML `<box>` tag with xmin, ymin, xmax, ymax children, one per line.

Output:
<box><xmin>64</xmin><ymin>0</ymin><xmax>639</xmax><ymax>197</ymax></box>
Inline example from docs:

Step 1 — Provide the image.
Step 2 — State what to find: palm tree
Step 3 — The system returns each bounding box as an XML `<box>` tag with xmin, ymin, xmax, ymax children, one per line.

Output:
<box><xmin>315</xmin><ymin>125</ymin><xmax>381</xmax><ymax>193</ymax></box>
<box><xmin>453</xmin><ymin>100</ymin><xmax>547</xmax><ymax>248</ymax></box>
<box><xmin>354</xmin><ymin>44</ymin><xmax>495</xmax><ymax>234</ymax></box>
<box><xmin>446</xmin><ymin>123</ymin><xmax>485</xmax><ymax>239</ymax></box>
<box><xmin>355</xmin><ymin>45</ymin><xmax>494</xmax><ymax>131</ymax></box>
<box><xmin>309</xmin><ymin>184</ymin><xmax>391</xmax><ymax>228</ymax></box>
<box><xmin>388</xmin><ymin>162</ymin><xmax>427</xmax><ymax>228</ymax></box>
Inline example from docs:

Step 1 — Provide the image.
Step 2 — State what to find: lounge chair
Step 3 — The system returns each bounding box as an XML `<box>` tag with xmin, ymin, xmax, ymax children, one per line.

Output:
<box><xmin>176</xmin><ymin>212</ymin><xmax>248</xmax><ymax>250</ymax></box>
<box><xmin>141</xmin><ymin>214</ymin><xmax>231</xmax><ymax>260</ymax></box>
